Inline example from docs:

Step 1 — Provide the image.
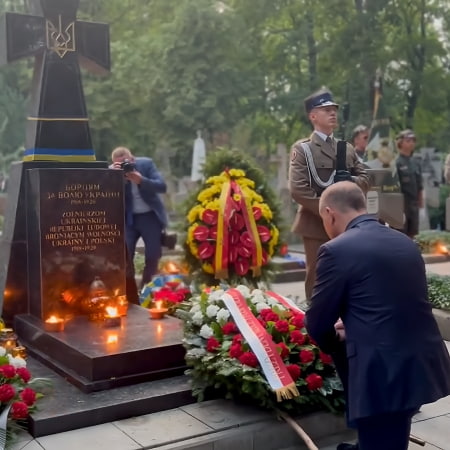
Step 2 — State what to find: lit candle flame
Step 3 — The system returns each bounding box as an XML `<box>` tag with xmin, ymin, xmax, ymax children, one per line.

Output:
<box><xmin>107</xmin><ymin>334</ymin><xmax>118</xmax><ymax>344</ymax></box>
<box><xmin>105</xmin><ymin>306</ymin><xmax>118</xmax><ymax>317</ymax></box>
<box><xmin>46</xmin><ymin>315</ymin><xmax>61</xmax><ymax>323</ymax></box>
<box><xmin>438</xmin><ymin>244</ymin><xmax>449</xmax><ymax>255</ymax></box>
<box><xmin>114</xmin><ymin>289</ymin><xmax>119</xmax><ymax>296</ymax></box>
<box><xmin>155</xmin><ymin>300</ymin><xmax>163</xmax><ymax>310</ymax></box>
<box><xmin>166</xmin><ymin>262</ymin><xmax>178</xmax><ymax>274</ymax></box>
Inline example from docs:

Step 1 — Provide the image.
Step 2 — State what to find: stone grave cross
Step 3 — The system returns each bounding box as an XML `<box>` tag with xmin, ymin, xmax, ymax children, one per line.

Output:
<box><xmin>0</xmin><ymin>0</ymin><xmax>110</xmax><ymax>162</ymax></box>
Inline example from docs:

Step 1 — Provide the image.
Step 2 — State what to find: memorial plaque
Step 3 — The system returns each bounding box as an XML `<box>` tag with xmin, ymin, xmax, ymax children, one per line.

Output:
<box><xmin>26</xmin><ymin>168</ymin><xmax>125</xmax><ymax>319</ymax></box>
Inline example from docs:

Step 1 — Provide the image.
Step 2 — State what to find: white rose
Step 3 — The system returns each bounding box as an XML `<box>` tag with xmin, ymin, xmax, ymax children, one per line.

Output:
<box><xmin>208</xmin><ymin>289</ymin><xmax>225</xmax><ymax>303</ymax></box>
<box><xmin>0</xmin><ymin>347</ymin><xmax>6</xmax><ymax>357</ymax></box>
<box><xmin>192</xmin><ymin>311</ymin><xmax>204</xmax><ymax>325</ymax></box>
<box><xmin>236</xmin><ymin>285</ymin><xmax>251</xmax><ymax>298</ymax></box>
<box><xmin>7</xmin><ymin>355</ymin><xmax>26</xmax><ymax>369</ymax></box>
<box><xmin>250</xmin><ymin>292</ymin><xmax>266</xmax><ymax>305</ymax></box>
<box><xmin>256</xmin><ymin>302</ymin><xmax>269</xmax><ymax>313</ymax></box>
<box><xmin>206</xmin><ymin>304</ymin><xmax>220</xmax><ymax>318</ymax></box>
<box><xmin>189</xmin><ymin>304</ymin><xmax>201</xmax><ymax>314</ymax></box>
<box><xmin>199</xmin><ymin>324</ymin><xmax>214</xmax><ymax>339</ymax></box>
<box><xmin>216</xmin><ymin>308</ymin><xmax>230</xmax><ymax>322</ymax></box>
<box><xmin>267</xmin><ymin>297</ymin><xmax>280</xmax><ymax>307</ymax></box>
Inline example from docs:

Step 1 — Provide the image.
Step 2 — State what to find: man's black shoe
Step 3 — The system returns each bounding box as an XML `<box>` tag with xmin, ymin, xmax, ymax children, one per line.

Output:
<box><xmin>336</xmin><ymin>443</ymin><xmax>358</xmax><ymax>450</ymax></box>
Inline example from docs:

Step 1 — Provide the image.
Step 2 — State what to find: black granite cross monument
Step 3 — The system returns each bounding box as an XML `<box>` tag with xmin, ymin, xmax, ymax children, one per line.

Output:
<box><xmin>0</xmin><ymin>0</ymin><xmax>110</xmax><ymax>161</ymax></box>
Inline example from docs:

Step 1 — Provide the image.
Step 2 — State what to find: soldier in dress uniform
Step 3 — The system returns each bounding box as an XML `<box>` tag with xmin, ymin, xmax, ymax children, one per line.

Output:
<box><xmin>289</xmin><ymin>88</ymin><xmax>369</xmax><ymax>301</ymax></box>
<box><xmin>395</xmin><ymin>129</ymin><xmax>424</xmax><ymax>238</ymax></box>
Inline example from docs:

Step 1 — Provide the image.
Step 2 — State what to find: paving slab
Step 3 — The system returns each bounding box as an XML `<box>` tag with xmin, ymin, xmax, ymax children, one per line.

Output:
<box><xmin>410</xmin><ymin>415</ymin><xmax>450</xmax><ymax>449</ymax></box>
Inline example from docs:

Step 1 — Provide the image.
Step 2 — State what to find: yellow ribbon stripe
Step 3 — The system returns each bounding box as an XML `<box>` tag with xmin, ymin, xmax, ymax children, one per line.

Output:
<box><xmin>215</xmin><ymin>180</ymin><xmax>231</xmax><ymax>279</ymax></box>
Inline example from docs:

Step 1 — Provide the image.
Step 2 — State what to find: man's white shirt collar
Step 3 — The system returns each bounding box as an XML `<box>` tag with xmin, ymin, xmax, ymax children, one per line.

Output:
<box><xmin>314</xmin><ymin>131</ymin><xmax>333</xmax><ymax>142</ymax></box>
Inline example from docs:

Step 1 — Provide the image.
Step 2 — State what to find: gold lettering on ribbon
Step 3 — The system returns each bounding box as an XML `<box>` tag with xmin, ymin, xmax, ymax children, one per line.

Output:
<box><xmin>46</xmin><ymin>15</ymin><xmax>76</xmax><ymax>58</ymax></box>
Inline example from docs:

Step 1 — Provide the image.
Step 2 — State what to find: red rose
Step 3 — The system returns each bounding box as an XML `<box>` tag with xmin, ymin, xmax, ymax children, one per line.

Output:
<box><xmin>193</xmin><ymin>225</ymin><xmax>209</xmax><ymax>241</ymax></box>
<box><xmin>260</xmin><ymin>309</ymin><xmax>274</xmax><ymax>319</ymax></box>
<box><xmin>0</xmin><ymin>384</ymin><xmax>16</xmax><ymax>402</ymax></box>
<box><xmin>290</xmin><ymin>314</ymin><xmax>305</xmax><ymax>329</ymax></box>
<box><xmin>230</xmin><ymin>213</ymin><xmax>245</xmax><ymax>230</ymax></box>
<box><xmin>0</xmin><ymin>364</ymin><xmax>16</xmax><ymax>378</ymax></box>
<box><xmin>286</xmin><ymin>364</ymin><xmax>301</xmax><ymax>381</ymax></box>
<box><xmin>299</xmin><ymin>350</ymin><xmax>314</xmax><ymax>364</ymax></box>
<box><xmin>257</xmin><ymin>225</ymin><xmax>271</xmax><ymax>243</ymax></box>
<box><xmin>229</xmin><ymin>344</ymin><xmax>243</xmax><ymax>358</ymax></box>
<box><xmin>290</xmin><ymin>330</ymin><xmax>306</xmax><ymax>345</ymax></box>
<box><xmin>20</xmin><ymin>387</ymin><xmax>37</xmax><ymax>406</ymax></box>
<box><xmin>202</xmin><ymin>209</ymin><xmax>218</xmax><ymax>225</ymax></box>
<box><xmin>275</xmin><ymin>320</ymin><xmax>289</xmax><ymax>333</ymax></box>
<box><xmin>253</xmin><ymin>206</ymin><xmax>262</xmax><ymax>220</ymax></box>
<box><xmin>16</xmin><ymin>368</ymin><xmax>31</xmax><ymax>383</ymax></box>
<box><xmin>232</xmin><ymin>333</ymin><xmax>243</xmax><ymax>344</ymax></box>
<box><xmin>234</xmin><ymin>258</ymin><xmax>249</xmax><ymax>276</ymax></box>
<box><xmin>222</xmin><ymin>322</ymin><xmax>238</xmax><ymax>335</ymax></box>
<box><xmin>276</xmin><ymin>342</ymin><xmax>289</xmax><ymax>359</ymax></box>
<box><xmin>11</xmin><ymin>401</ymin><xmax>29</xmax><ymax>420</ymax></box>
<box><xmin>306</xmin><ymin>373</ymin><xmax>323</xmax><ymax>390</ymax></box>
<box><xmin>264</xmin><ymin>312</ymin><xmax>279</xmax><ymax>323</ymax></box>
<box><xmin>239</xmin><ymin>351</ymin><xmax>259</xmax><ymax>367</ymax></box>
<box><xmin>320</xmin><ymin>352</ymin><xmax>333</xmax><ymax>365</ymax></box>
<box><xmin>206</xmin><ymin>337</ymin><xmax>220</xmax><ymax>353</ymax></box>
<box><xmin>198</xmin><ymin>242</ymin><xmax>214</xmax><ymax>260</ymax></box>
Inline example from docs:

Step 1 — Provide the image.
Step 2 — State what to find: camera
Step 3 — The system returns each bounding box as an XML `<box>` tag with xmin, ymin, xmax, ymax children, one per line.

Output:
<box><xmin>120</xmin><ymin>159</ymin><xmax>136</xmax><ymax>173</ymax></box>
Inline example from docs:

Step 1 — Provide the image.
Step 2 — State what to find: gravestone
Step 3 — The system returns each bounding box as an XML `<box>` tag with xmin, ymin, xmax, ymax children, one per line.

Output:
<box><xmin>0</xmin><ymin>1</ymin><xmax>186</xmax><ymax>403</ymax></box>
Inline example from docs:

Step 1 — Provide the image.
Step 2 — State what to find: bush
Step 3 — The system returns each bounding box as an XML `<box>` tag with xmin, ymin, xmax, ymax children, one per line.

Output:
<box><xmin>427</xmin><ymin>273</ymin><xmax>450</xmax><ymax>311</ymax></box>
<box><xmin>415</xmin><ymin>230</ymin><xmax>450</xmax><ymax>254</ymax></box>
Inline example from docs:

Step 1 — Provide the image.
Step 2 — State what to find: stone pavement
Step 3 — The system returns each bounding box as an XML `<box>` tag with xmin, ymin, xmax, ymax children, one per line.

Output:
<box><xmin>9</xmin><ymin>261</ymin><xmax>450</xmax><ymax>450</ymax></box>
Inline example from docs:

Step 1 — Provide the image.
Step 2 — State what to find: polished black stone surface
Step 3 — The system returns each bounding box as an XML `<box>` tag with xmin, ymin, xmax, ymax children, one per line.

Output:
<box><xmin>26</xmin><ymin>167</ymin><xmax>126</xmax><ymax>319</ymax></box>
<box><xmin>26</xmin><ymin>356</ymin><xmax>194</xmax><ymax>437</ymax></box>
<box><xmin>15</xmin><ymin>305</ymin><xmax>187</xmax><ymax>392</ymax></box>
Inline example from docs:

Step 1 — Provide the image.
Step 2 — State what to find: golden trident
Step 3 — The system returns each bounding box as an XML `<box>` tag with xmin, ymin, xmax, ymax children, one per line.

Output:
<box><xmin>46</xmin><ymin>15</ymin><xmax>76</xmax><ymax>58</ymax></box>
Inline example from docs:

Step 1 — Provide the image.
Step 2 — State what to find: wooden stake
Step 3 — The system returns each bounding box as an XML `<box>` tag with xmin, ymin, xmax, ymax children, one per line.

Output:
<box><xmin>278</xmin><ymin>411</ymin><xmax>318</xmax><ymax>450</ymax></box>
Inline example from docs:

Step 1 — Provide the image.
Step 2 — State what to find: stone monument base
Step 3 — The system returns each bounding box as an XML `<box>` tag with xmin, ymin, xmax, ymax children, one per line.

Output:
<box><xmin>15</xmin><ymin>305</ymin><xmax>186</xmax><ymax>393</ymax></box>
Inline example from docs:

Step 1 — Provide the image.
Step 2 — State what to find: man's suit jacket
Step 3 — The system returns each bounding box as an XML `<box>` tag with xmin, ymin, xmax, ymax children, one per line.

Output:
<box><xmin>125</xmin><ymin>157</ymin><xmax>168</xmax><ymax>228</ymax></box>
<box><xmin>306</xmin><ymin>215</ymin><xmax>450</xmax><ymax>423</ymax></box>
<box><xmin>289</xmin><ymin>133</ymin><xmax>369</xmax><ymax>240</ymax></box>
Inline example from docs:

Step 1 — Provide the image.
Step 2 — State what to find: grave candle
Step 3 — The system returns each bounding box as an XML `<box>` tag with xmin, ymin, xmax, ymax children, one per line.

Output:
<box><xmin>104</xmin><ymin>306</ymin><xmax>121</xmax><ymax>328</ymax></box>
<box><xmin>44</xmin><ymin>316</ymin><xmax>64</xmax><ymax>332</ymax></box>
<box><xmin>116</xmin><ymin>295</ymin><xmax>128</xmax><ymax>316</ymax></box>
<box><xmin>11</xmin><ymin>346</ymin><xmax>27</xmax><ymax>359</ymax></box>
<box><xmin>149</xmin><ymin>301</ymin><xmax>168</xmax><ymax>320</ymax></box>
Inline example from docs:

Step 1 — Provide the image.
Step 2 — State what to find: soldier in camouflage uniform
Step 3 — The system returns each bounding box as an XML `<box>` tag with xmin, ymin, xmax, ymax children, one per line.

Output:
<box><xmin>289</xmin><ymin>88</ymin><xmax>369</xmax><ymax>301</ymax></box>
<box><xmin>395</xmin><ymin>129</ymin><xmax>424</xmax><ymax>238</ymax></box>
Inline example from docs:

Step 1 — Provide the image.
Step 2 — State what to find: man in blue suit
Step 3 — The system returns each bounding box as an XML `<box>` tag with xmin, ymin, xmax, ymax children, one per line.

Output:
<box><xmin>306</xmin><ymin>181</ymin><xmax>450</xmax><ymax>450</ymax></box>
<box><xmin>111</xmin><ymin>147</ymin><xmax>168</xmax><ymax>289</ymax></box>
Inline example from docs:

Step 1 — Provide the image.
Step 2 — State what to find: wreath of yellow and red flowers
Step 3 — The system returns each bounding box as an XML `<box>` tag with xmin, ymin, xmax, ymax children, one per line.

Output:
<box><xmin>186</xmin><ymin>168</ymin><xmax>280</xmax><ymax>284</ymax></box>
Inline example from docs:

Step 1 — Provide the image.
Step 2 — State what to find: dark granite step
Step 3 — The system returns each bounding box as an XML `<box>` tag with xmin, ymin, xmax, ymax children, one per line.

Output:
<box><xmin>26</xmin><ymin>357</ymin><xmax>194</xmax><ymax>437</ymax></box>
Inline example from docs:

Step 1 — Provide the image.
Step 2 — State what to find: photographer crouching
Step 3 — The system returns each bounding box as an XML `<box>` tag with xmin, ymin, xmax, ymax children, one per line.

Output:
<box><xmin>111</xmin><ymin>146</ymin><xmax>168</xmax><ymax>299</ymax></box>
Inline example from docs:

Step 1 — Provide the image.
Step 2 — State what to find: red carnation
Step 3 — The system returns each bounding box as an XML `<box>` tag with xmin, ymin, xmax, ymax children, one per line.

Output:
<box><xmin>16</xmin><ymin>368</ymin><xmax>31</xmax><ymax>383</ymax></box>
<box><xmin>198</xmin><ymin>241</ymin><xmax>214</xmax><ymax>260</ymax></box>
<box><xmin>202</xmin><ymin>209</ymin><xmax>218</xmax><ymax>225</ymax></box>
<box><xmin>306</xmin><ymin>373</ymin><xmax>323</xmax><ymax>390</ymax></box>
<box><xmin>290</xmin><ymin>314</ymin><xmax>305</xmax><ymax>329</ymax></box>
<box><xmin>276</xmin><ymin>342</ymin><xmax>289</xmax><ymax>359</ymax></box>
<box><xmin>0</xmin><ymin>384</ymin><xmax>16</xmax><ymax>402</ymax></box>
<box><xmin>229</xmin><ymin>344</ymin><xmax>243</xmax><ymax>358</ymax></box>
<box><xmin>206</xmin><ymin>337</ymin><xmax>220</xmax><ymax>353</ymax></box>
<box><xmin>193</xmin><ymin>225</ymin><xmax>209</xmax><ymax>241</ymax></box>
<box><xmin>0</xmin><ymin>364</ymin><xmax>16</xmax><ymax>379</ymax></box>
<box><xmin>286</xmin><ymin>364</ymin><xmax>301</xmax><ymax>381</ymax></box>
<box><xmin>222</xmin><ymin>322</ymin><xmax>238</xmax><ymax>335</ymax></box>
<box><xmin>275</xmin><ymin>320</ymin><xmax>289</xmax><ymax>333</ymax></box>
<box><xmin>299</xmin><ymin>350</ymin><xmax>314</xmax><ymax>364</ymax></box>
<box><xmin>290</xmin><ymin>330</ymin><xmax>306</xmax><ymax>345</ymax></box>
<box><xmin>320</xmin><ymin>352</ymin><xmax>333</xmax><ymax>365</ymax></box>
<box><xmin>260</xmin><ymin>309</ymin><xmax>274</xmax><ymax>319</ymax></box>
<box><xmin>239</xmin><ymin>351</ymin><xmax>259</xmax><ymax>368</ymax></box>
<box><xmin>10</xmin><ymin>401</ymin><xmax>29</xmax><ymax>420</ymax></box>
<box><xmin>20</xmin><ymin>387</ymin><xmax>37</xmax><ymax>406</ymax></box>
<box><xmin>265</xmin><ymin>312</ymin><xmax>279</xmax><ymax>323</ymax></box>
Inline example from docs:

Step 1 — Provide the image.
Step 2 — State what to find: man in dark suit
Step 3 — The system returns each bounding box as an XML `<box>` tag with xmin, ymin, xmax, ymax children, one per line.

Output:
<box><xmin>111</xmin><ymin>147</ymin><xmax>168</xmax><ymax>290</ymax></box>
<box><xmin>306</xmin><ymin>181</ymin><xmax>450</xmax><ymax>450</ymax></box>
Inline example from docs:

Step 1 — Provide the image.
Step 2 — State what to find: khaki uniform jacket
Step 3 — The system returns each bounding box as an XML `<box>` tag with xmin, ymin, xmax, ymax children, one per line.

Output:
<box><xmin>289</xmin><ymin>133</ymin><xmax>370</xmax><ymax>240</ymax></box>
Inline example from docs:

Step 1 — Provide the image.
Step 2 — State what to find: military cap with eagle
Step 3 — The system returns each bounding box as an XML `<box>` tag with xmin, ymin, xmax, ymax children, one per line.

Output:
<box><xmin>304</xmin><ymin>88</ymin><xmax>339</xmax><ymax>114</ymax></box>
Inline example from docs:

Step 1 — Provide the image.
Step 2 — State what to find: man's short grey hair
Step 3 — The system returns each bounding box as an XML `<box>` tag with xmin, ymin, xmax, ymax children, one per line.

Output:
<box><xmin>320</xmin><ymin>181</ymin><xmax>367</xmax><ymax>213</ymax></box>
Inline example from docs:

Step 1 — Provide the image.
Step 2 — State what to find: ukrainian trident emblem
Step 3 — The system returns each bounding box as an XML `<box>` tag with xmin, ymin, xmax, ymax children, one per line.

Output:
<box><xmin>46</xmin><ymin>15</ymin><xmax>75</xmax><ymax>58</ymax></box>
